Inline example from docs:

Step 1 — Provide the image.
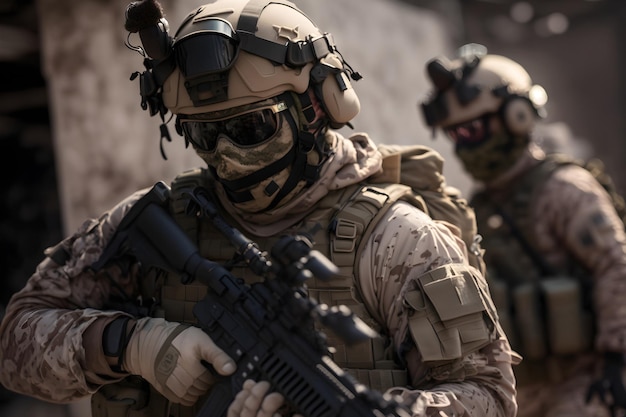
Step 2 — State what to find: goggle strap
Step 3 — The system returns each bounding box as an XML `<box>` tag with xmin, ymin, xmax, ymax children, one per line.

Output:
<box><xmin>264</xmin><ymin>139</ymin><xmax>310</xmax><ymax>211</ymax></box>
<box><xmin>237</xmin><ymin>31</ymin><xmax>333</xmax><ymax>68</ymax></box>
<box><xmin>286</xmin><ymin>40</ymin><xmax>319</xmax><ymax>67</ymax></box>
<box><xmin>296</xmin><ymin>92</ymin><xmax>316</xmax><ymax>125</ymax></box>
<box><xmin>238</xmin><ymin>32</ymin><xmax>289</xmax><ymax>65</ymax></box>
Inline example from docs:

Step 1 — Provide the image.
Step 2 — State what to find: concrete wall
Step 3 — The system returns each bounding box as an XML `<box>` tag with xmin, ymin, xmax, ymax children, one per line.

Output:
<box><xmin>37</xmin><ymin>0</ymin><xmax>198</xmax><ymax>234</ymax></box>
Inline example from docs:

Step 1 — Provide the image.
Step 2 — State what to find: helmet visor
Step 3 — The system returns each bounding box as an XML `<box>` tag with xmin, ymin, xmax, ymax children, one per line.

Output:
<box><xmin>174</xmin><ymin>19</ymin><xmax>239</xmax><ymax>79</ymax></box>
<box><xmin>179</xmin><ymin>101</ymin><xmax>289</xmax><ymax>151</ymax></box>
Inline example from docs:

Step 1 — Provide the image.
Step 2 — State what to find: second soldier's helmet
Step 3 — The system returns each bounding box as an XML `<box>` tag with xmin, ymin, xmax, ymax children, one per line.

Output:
<box><xmin>421</xmin><ymin>44</ymin><xmax>547</xmax><ymax>136</ymax></box>
<box><xmin>420</xmin><ymin>45</ymin><xmax>548</xmax><ymax>181</ymax></box>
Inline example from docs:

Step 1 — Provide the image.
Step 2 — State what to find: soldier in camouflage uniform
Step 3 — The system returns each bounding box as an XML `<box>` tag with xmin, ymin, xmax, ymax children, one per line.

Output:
<box><xmin>420</xmin><ymin>44</ymin><xmax>626</xmax><ymax>417</ymax></box>
<box><xmin>0</xmin><ymin>2</ymin><xmax>519</xmax><ymax>417</ymax></box>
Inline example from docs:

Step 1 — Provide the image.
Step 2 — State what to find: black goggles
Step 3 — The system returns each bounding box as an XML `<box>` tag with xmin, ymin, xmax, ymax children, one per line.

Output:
<box><xmin>443</xmin><ymin>114</ymin><xmax>492</xmax><ymax>146</ymax></box>
<box><xmin>179</xmin><ymin>101</ymin><xmax>289</xmax><ymax>151</ymax></box>
<box><xmin>174</xmin><ymin>19</ymin><xmax>239</xmax><ymax>80</ymax></box>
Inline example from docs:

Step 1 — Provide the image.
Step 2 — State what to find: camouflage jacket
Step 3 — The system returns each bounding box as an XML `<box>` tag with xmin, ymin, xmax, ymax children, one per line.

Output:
<box><xmin>0</xmin><ymin>132</ymin><xmax>519</xmax><ymax>417</ymax></box>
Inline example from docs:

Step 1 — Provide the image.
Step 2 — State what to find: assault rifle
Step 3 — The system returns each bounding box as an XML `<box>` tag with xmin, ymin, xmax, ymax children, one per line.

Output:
<box><xmin>93</xmin><ymin>181</ymin><xmax>411</xmax><ymax>417</ymax></box>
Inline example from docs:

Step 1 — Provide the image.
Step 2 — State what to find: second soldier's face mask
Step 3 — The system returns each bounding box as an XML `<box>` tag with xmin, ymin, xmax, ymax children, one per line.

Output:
<box><xmin>448</xmin><ymin>115</ymin><xmax>529</xmax><ymax>182</ymax></box>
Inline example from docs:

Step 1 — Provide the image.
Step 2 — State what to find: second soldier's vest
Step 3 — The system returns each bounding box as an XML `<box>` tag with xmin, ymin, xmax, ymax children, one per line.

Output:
<box><xmin>471</xmin><ymin>154</ymin><xmax>598</xmax><ymax>385</ymax></box>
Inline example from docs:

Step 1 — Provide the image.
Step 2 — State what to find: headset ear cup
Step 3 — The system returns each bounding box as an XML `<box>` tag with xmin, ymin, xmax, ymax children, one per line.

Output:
<box><xmin>502</xmin><ymin>97</ymin><xmax>536</xmax><ymax>135</ymax></box>
<box><xmin>321</xmin><ymin>71</ymin><xmax>361</xmax><ymax>126</ymax></box>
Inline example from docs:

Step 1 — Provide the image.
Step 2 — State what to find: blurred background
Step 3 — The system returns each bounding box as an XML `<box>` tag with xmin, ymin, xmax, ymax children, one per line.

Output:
<box><xmin>1</xmin><ymin>0</ymin><xmax>624</xmax><ymax>415</ymax></box>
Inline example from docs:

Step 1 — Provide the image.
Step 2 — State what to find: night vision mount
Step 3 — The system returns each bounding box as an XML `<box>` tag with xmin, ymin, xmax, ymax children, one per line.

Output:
<box><xmin>125</xmin><ymin>0</ymin><xmax>176</xmax><ymax>159</ymax></box>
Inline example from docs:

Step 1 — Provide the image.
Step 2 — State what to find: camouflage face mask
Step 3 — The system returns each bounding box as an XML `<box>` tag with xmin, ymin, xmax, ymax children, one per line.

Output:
<box><xmin>455</xmin><ymin>129</ymin><xmax>529</xmax><ymax>182</ymax></box>
<box><xmin>194</xmin><ymin>112</ymin><xmax>300</xmax><ymax>213</ymax></box>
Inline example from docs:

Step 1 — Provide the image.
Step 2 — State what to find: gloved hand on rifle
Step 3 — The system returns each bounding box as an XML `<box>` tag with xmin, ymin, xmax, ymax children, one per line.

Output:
<box><xmin>586</xmin><ymin>351</ymin><xmax>626</xmax><ymax>417</ymax></box>
<box><xmin>227</xmin><ymin>379</ymin><xmax>304</xmax><ymax>417</ymax></box>
<box><xmin>121</xmin><ymin>317</ymin><xmax>236</xmax><ymax>406</ymax></box>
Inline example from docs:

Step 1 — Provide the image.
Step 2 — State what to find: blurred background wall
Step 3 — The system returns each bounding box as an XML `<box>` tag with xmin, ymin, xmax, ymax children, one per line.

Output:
<box><xmin>0</xmin><ymin>0</ymin><xmax>624</xmax><ymax>415</ymax></box>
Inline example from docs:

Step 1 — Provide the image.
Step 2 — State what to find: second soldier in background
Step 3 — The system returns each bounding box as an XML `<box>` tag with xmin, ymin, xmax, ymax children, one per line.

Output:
<box><xmin>421</xmin><ymin>44</ymin><xmax>626</xmax><ymax>417</ymax></box>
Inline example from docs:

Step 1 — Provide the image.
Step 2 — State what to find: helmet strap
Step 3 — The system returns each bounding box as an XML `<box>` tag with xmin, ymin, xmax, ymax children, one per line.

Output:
<box><xmin>285</xmin><ymin>91</ymin><xmax>330</xmax><ymax>182</ymax></box>
<box><xmin>260</xmin><ymin>107</ymin><xmax>322</xmax><ymax>211</ymax></box>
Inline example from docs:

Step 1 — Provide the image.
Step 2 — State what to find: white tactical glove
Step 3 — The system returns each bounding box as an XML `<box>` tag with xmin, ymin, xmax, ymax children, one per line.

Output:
<box><xmin>123</xmin><ymin>317</ymin><xmax>235</xmax><ymax>406</ymax></box>
<box><xmin>227</xmin><ymin>379</ymin><xmax>304</xmax><ymax>417</ymax></box>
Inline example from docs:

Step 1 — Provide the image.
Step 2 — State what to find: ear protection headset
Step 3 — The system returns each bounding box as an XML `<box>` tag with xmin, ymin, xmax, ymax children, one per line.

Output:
<box><xmin>494</xmin><ymin>86</ymin><xmax>541</xmax><ymax>136</ymax></box>
<box><xmin>310</xmin><ymin>52</ymin><xmax>362</xmax><ymax>128</ymax></box>
<box><xmin>233</xmin><ymin>0</ymin><xmax>362</xmax><ymax>128</ymax></box>
<box><xmin>125</xmin><ymin>0</ymin><xmax>362</xmax><ymax>130</ymax></box>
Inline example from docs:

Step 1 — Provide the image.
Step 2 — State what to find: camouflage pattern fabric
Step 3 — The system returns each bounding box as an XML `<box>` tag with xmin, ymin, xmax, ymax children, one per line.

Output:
<box><xmin>0</xmin><ymin>132</ymin><xmax>519</xmax><ymax>417</ymax></box>
<box><xmin>473</xmin><ymin>144</ymin><xmax>626</xmax><ymax>416</ymax></box>
<box><xmin>355</xmin><ymin>200</ymin><xmax>519</xmax><ymax>416</ymax></box>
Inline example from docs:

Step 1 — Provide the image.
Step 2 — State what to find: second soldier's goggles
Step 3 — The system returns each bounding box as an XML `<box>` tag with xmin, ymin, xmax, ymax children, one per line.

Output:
<box><xmin>179</xmin><ymin>101</ymin><xmax>289</xmax><ymax>151</ymax></box>
<box><xmin>443</xmin><ymin>113</ymin><xmax>492</xmax><ymax>146</ymax></box>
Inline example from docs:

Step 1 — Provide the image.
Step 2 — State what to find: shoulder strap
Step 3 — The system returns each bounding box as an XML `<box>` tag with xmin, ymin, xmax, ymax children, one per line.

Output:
<box><xmin>331</xmin><ymin>183</ymin><xmax>416</xmax><ymax>279</ymax></box>
<box><xmin>170</xmin><ymin>167</ymin><xmax>213</xmax><ymax>244</ymax></box>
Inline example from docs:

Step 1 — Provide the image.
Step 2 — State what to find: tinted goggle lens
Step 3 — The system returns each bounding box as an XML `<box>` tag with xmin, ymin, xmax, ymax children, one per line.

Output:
<box><xmin>444</xmin><ymin>115</ymin><xmax>490</xmax><ymax>145</ymax></box>
<box><xmin>180</xmin><ymin>102</ymin><xmax>288</xmax><ymax>151</ymax></box>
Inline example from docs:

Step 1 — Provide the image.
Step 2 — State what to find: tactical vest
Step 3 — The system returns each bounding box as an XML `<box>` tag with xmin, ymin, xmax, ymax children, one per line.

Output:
<box><xmin>91</xmin><ymin>144</ymin><xmax>490</xmax><ymax>417</ymax></box>
<box><xmin>124</xmin><ymin>167</ymin><xmax>416</xmax><ymax>417</ymax></box>
<box><xmin>471</xmin><ymin>155</ymin><xmax>596</xmax><ymax>385</ymax></box>
<box><xmin>168</xmin><ymin>168</ymin><xmax>410</xmax><ymax>358</ymax></box>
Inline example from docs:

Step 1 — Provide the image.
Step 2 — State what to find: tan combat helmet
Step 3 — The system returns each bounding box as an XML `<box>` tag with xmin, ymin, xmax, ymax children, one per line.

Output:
<box><xmin>126</xmin><ymin>0</ymin><xmax>362</xmax><ymax>129</ymax></box>
<box><xmin>124</xmin><ymin>0</ymin><xmax>364</xmax><ymax>210</ymax></box>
